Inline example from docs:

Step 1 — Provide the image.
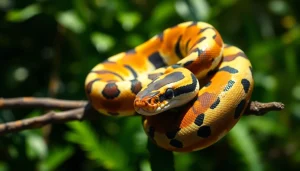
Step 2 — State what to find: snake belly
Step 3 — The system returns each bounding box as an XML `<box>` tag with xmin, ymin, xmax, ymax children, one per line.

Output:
<box><xmin>85</xmin><ymin>21</ymin><xmax>254</xmax><ymax>152</ymax></box>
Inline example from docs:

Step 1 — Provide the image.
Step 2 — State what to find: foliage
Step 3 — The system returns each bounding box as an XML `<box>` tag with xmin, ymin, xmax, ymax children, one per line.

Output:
<box><xmin>0</xmin><ymin>0</ymin><xmax>299</xmax><ymax>170</ymax></box>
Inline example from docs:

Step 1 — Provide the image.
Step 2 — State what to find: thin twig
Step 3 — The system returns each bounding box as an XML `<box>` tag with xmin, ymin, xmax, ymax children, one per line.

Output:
<box><xmin>0</xmin><ymin>98</ymin><xmax>284</xmax><ymax>135</ymax></box>
<box><xmin>244</xmin><ymin>101</ymin><xmax>284</xmax><ymax>116</ymax></box>
<box><xmin>0</xmin><ymin>103</ymin><xmax>98</xmax><ymax>135</ymax></box>
<box><xmin>0</xmin><ymin>97</ymin><xmax>87</xmax><ymax>110</ymax></box>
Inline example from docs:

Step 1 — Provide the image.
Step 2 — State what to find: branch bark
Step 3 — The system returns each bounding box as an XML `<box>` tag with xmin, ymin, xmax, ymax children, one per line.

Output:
<box><xmin>0</xmin><ymin>97</ymin><xmax>284</xmax><ymax>135</ymax></box>
<box><xmin>244</xmin><ymin>101</ymin><xmax>284</xmax><ymax>116</ymax></box>
<box><xmin>0</xmin><ymin>97</ymin><xmax>87</xmax><ymax>110</ymax></box>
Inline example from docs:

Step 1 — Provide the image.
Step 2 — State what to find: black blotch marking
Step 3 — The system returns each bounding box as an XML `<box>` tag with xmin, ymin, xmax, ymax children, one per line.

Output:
<box><xmin>233</xmin><ymin>51</ymin><xmax>247</xmax><ymax>58</ymax></box>
<box><xmin>149</xmin><ymin>52</ymin><xmax>167</xmax><ymax>68</ymax></box>
<box><xmin>210</xmin><ymin>97</ymin><xmax>220</xmax><ymax>109</ymax></box>
<box><xmin>171</xmin><ymin>64</ymin><xmax>181</xmax><ymax>69</ymax></box>
<box><xmin>175</xmin><ymin>35</ymin><xmax>184</xmax><ymax>59</ymax></box>
<box><xmin>191</xmin><ymin>47</ymin><xmax>204</xmax><ymax>57</ymax></box>
<box><xmin>153</xmin><ymin>72</ymin><xmax>185</xmax><ymax>90</ymax></box>
<box><xmin>138</xmin><ymin>87</ymin><xmax>159</xmax><ymax>99</ymax></box>
<box><xmin>126</xmin><ymin>49</ymin><xmax>136</xmax><ymax>55</ymax></box>
<box><xmin>212</xmin><ymin>34</ymin><xmax>216</xmax><ymax>39</ymax></box>
<box><xmin>173</xmin><ymin>73</ymin><xmax>198</xmax><ymax>96</ymax></box>
<box><xmin>193</xmin><ymin>37</ymin><xmax>206</xmax><ymax>47</ymax></box>
<box><xmin>197</xmin><ymin>126</ymin><xmax>211</xmax><ymax>138</ymax></box>
<box><xmin>224</xmin><ymin>80</ymin><xmax>235</xmax><ymax>91</ymax></box>
<box><xmin>194</xmin><ymin>113</ymin><xmax>205</xmax><ymax>126</ymax></box>
<box><xmin>234</xmin><ymin>99</ymin><xmax>246</xmax><ymax>119</ymax></box>
<box><xmin>124</xmin><ymin>65</ymin><xmax>138</xmax><ymax>78</ymax></box>
<box><xmin>86</xmin><ymin>78</ymin><xmax>100</xmax><ymax>94</ymax></box>
<box><xmin>92</xmin><ymin>70</ymin><xmax>124</xmax><ymax>81</ymax></box>
<box><xmin>207</xmin><ymin>69</ymin><xmax>218</xmax><ymax>76</ymax></box>
<box><xmin>148</xmin><ymin>126</ymin><xmax>155</xmax><ymax>138</ymax></box>
<box><xmin>204</xmin><ymin>81</ymin><xmax>211</xmax><ymax>87</ymax></box>
<box><xmin>166</xmin><ymin>128</ymin><xmax>181</xmax><ymax>139</ymax></box>
<box><xmin>130</xmin><ymin>80</ymin><xmax>142</xmax><ymax>95</ymax></box>
<box><xmin>241</xmin><ymin>79</ymin><xmax>250</xmax><ymax>93</ymax></box>
<box><xmin>148</xmin><ymin>73</ymin><xmax>163</xmax><ymax>81</ymax></box>
<box><xmin>169</xmin><ymin>139</ymin><xmax>183</xmax><ymax>148</ymax></box>
<box><xmin>102</xmin><ymin>82</ymin><xmax>120</xmax><ymax>99</ymax></box>
<box><xmin>183</xmin><ymin>61</ymin><xmax>193</xmax><ymax>67</ymax></box>
<box><xmin>199</xmin><ymin>27</ymin><xmax>213</xmax><ymax>34</ymax></box>
<box><xmin>185</xmin><ymin>39</ymin><xmax>191</xmax><ymax>54</ymax></box>
<box><xmin>219</xmin><ymin>66</ymin><xmax>238</xmax><ymax>74</ymax></box>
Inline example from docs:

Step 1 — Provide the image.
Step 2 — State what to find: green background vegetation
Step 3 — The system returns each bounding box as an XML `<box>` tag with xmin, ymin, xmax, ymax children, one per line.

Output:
<box><xmin>0</xmin><ymin>0</ymin><xmax>299</xmax><ymax>170</ymax></box>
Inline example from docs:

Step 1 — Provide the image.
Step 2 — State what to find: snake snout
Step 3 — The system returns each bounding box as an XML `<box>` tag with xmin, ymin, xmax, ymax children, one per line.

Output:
<box><xmin>134</xmin><ymin>97</ymin><xmax>158</xmax><ymax>107</ymax></box>
<box><xmin>134</xmin><ymin>96</ymin><xmax>160</xmax><ymax>115</ymax></box>
<box><xmin>134</xmin><ymin>98</ymin><xmax>146</xmax><ymax>108</ymax></box>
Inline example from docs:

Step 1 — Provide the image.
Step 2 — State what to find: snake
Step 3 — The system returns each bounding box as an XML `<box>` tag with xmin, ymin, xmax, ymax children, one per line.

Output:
<box><xmin>85</xmin><ymin>21</ymin><xmax>254</xmax><ymax>152</ymax></box>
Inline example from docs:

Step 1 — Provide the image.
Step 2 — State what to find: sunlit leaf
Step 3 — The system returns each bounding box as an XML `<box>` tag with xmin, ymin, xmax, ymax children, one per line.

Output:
<box><xmin>0</xmin><ymin>162</ymin><xmax>8</xmax><ymax>171</ymax></box>
<box><xmin>117</xmin><ymin>12</ymin><xmax>141</xmax><ymax>31</ymax></box>
<box><xmin>66</xmin><ymin>121</ymin><xmax>128</xmax><ymax>170</ymax></box>
<box><xmin>149</xmin><ymin>1</ymin><xmax>176</xmax><ymax>27</ymax></box>
<box><xmin>247</xmin><ymin>117</ymin><xmax>286</xmax><ymax>137</ymax></box>
<box><xmin>268</xmin><ymin>0</ymin><xmax>289</xmax><ymax>15</ymax></box>
<box><xmin>56</xmin><ymin>10</ymin><xmax>86</xmax><ymax>33</ymax></box>
<box><xmin>228</xmin><ymin>120</ymin><xmax>263</xmax><ymax>171</ymax></box>
<box><xmin>25</xmin><ymin>132</ymin><xmax>47</xmax><ymax>160</ymax></box>
<box><xmin>39</xmin><ymin>146</ymin><xmax>74</xmax><ymax>171</ymax></box>
<box><xmin>6</xmin><ymin>4</ymin><xmax>40</xmax><ymax>22</ymax></box>
<box><xmin>175</xmin><ymin>0</ymin><xmax>210</xmax><ymax>21</ymax></box>
<box><xmin>91</xmin><ymin>32</ymin><xmax>115</xmax><ymax>52</ymax></box>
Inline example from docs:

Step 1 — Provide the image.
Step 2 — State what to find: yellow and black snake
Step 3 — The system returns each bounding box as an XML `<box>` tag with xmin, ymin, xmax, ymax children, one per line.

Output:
<box><xmin>85</xmin><ymin>21</ymin><xmax>254</xmax><ymax>152</ymax></box>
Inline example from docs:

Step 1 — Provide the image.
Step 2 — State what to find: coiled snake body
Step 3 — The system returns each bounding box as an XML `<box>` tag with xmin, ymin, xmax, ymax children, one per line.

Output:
<box><xmin>85</xmin><ymin>21</ymin><xmax>254</xmax><ymax>152</ymax></box>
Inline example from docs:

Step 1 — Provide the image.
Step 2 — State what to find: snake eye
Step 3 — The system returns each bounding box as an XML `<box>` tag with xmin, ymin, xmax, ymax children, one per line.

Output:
<box><xmin>165</xmin><ymin>88</ymin><xmax>174</xmax><ymax>99</ymax></box>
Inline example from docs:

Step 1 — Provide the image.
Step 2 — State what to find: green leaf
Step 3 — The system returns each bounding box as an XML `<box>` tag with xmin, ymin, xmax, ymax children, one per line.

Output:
<box><xmin>66</xmin><ymin>121</ymin><xmax>128</xmax><ymax>170</ymax></box>
<box><xmin>25</xmin><ymin>132</ymin><xmax>47</xmax><ymax>160</ymax></box>
<box><xmin>56</xmin><ymin>10</ymin><xmax>86</xmax><ymax>33</ymax></box>
<box><xmin>39</xmin><ymin>146</ymin><xmax>74</xmax><ymax>171</ymax></box>
<box><xmin>247</xmin><ymin>117</ymin><xmax>286</xmax><ymax>137</ymax></box>
<box><xmin>228</xmin><ymin>120</ymin><xmax>263</xmax><ymax>171</ymax></box>
<box><xmin>6</xmin><ymin>4</ymin><xmax>41</xmax><ymax>22</ymax></box>
<box><xmin>117</xmin><ymin>12</ymin><xmax>141</xmax><ymax>31</ymax></box>
<box><xmin>0</xmin><ymin>161</ymin><xmax>8</xmax><ymax>171</ymax></box>
<box><xmin>175</xmin><ymin>0</ymin><xmax>210</xmax><ymax>21</ymax></box>
<box><xmin>91</xmin><ymin>32</ymin><xmax>115</xmax><ymax>52</ymax></box>
<box><xmin>149</xmin><ymin>1</ymin><xmax>176</xmax><ymax>27</ymax></box>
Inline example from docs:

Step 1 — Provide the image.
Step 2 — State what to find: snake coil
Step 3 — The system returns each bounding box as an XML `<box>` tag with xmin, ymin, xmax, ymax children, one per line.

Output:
<box><xmin>85</xmin><ymin>21</ymin><xmax>254</xmax><ymax>152</ymax></box>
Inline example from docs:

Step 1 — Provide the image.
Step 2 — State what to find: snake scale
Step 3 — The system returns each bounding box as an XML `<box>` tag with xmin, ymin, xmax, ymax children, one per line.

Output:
<box><xmin>85</xmin><ymin>21</ymin><xmax>254</xmax><ymax>152</ymax></box>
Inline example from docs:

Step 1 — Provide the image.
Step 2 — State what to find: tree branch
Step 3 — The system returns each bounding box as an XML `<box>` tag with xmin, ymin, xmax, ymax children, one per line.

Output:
<box><xmin>0</xmin><ymin>97</ymin><xmax>87</xmax><ymax>110</ymax></box>
<box><xmin>244</xmin><ymin>101</ymin><xmax>284</xmax><ymax>116</ymax></box>
<box><xmin>0</xmin><ymin>97</ymin><xmax>284</xmax><ymax>135</ymax></box>
<box><xmin>0</xmin><ymin>103</ymin><xmax>98</xmax><ymax>135</ymax></box>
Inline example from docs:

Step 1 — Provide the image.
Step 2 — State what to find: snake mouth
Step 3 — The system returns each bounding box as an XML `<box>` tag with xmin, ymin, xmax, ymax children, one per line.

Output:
<box><xmin>134</xmin><ymin>98</ymin><xmax>170</xmax><ymax>116</ymax></box>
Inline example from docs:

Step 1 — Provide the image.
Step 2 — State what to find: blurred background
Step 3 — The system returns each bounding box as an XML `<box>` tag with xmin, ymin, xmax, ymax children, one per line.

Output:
<box><xmin>0</xmin><ymin>0</ymin><xmax>299</xmax><ymax>170</ymax></box>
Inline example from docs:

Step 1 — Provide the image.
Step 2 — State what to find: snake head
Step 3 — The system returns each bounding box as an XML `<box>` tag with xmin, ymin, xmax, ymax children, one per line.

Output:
<box><xmin>134</xmin><ymin>67</ymin><xmax>199</xmax><ymax>116</ymax></box>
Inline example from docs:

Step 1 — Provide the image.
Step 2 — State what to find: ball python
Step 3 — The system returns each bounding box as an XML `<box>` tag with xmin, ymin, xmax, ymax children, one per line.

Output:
<box><xmin>85</xmin><ymin>21</ymin><xmax>254</xmax><ymax>152</ymax></box>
